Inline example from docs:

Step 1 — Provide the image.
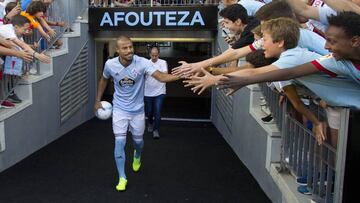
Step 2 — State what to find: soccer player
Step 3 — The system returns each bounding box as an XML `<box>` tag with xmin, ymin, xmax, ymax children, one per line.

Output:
<box><xmin>94</xmin><ymin>36</ymin><xmax>178</xmax><ymax>191</ymax></box>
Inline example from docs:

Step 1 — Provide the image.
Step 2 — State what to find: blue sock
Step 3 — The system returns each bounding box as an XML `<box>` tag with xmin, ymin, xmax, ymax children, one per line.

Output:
<box><xmin>114</xmin><ymin>136</ymin><xmax>126</xmax><ymax>179</ymax></box>
<box><xmin>132</xmin><ymin>135</ymin><xmax>144</xmax><ymax>159</ymax></box>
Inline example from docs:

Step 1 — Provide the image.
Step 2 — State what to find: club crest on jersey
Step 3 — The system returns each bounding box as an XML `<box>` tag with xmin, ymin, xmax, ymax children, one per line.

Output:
<box><xmin>119</xmin><ymin>76</ymin><xmax>135</xmax><ymax>87</ymax></box>
<box><xmin>130</xmin><ymin>69</ymin><xmax>140</xmax><ymax>78</ymax></box>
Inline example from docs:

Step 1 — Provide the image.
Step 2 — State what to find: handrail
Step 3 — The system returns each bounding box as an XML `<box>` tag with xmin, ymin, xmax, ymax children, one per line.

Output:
<box><xmin>89</xmin><ymin>0</ymin><xmax>220</xmax><ymax>7</ymax></box>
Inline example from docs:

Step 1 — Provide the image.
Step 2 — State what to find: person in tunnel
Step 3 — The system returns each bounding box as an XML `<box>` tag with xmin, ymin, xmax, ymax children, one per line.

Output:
<box><xmin>144</xmin><ymin>46</ymin><xmax>168</xmax><ymax>139</ymax></box>
<box><xmin>94</xmin><ymin>36</ymin><xmax>179</xmax><ymax>191</ymax></box>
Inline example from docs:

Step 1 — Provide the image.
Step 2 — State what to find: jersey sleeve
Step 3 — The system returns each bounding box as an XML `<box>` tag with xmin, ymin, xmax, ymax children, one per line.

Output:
<box><xmin>102</xmin><ymin>61</ymin><xmax>111</xmax><ymax>79</ymax></box>
<box><xmin>145</xmin><ymin>60</ymin><xmax>157</xmax><ymax>76</ymax></box>
<box><xmin>310</xmin><ymin>55</ymin><xmax>341</xmax><ymax>77</ymax></box>
<box><xmin>318</xmin><ymin>7</ymin><xmax>337</xmax><ymax>25</ymax></box>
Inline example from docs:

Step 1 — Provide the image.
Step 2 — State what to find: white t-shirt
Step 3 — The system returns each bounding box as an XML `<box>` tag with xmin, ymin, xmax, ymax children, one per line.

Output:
<box><xmin>0</xmin><ymin>24</ymin><xmax>17</xmax><ymax>39</ymax></box>
<box><xmin>144</xmin><ymin>58</ymin><xmax>168</xmax><ymax>97</ymax></box>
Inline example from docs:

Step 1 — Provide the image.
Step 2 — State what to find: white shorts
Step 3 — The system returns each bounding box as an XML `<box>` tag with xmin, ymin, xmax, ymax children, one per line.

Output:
<box><xmin>325</xmin><ymin>107</ymin><xmax>341</xmax><ymax>130</ymax></box>
<box><xmin>112</xmin><ymin>110</ymin><xmax>145</xmax><ymax>136</ymax></box>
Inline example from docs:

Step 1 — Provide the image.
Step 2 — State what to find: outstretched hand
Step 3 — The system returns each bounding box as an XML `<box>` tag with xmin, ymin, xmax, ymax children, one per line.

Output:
<box><xmin>217</xmin><ymin>74</ymin><xmax>248</xmax><ymax>90</ymax></box>
<box><xmin>183</xmin><ymin>68</ymin><xmax>226</xmax><ymax>95</ymax></box>
<box><xmin>172</xmin><ymin>61</ymin><xmax>203</xmax><ymax>77</ymax></box>
<box><xmin>313</xmin><ymin>123</ymin><xmax>326</xmax><ymax>145</ymax></box>
<box><xmin>35</xmin><ymin>51</ymin><xmax>51</xmax><ymax>64</ymax></box>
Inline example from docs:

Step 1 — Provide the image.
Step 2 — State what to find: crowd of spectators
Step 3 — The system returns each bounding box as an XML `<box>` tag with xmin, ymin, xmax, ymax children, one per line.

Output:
<box><xmin>0</xmin><ymin>0</ymin><xmax>62</xmax><ymax>109</ymax></box>
<box><xmin>1</xmin><ymin>0</ymin><xmax>359</xmax><ymax>199</ymax></box>
<box><xmin>89</xmin><ymin>0</ymin><xmax>218</xmax><ymax>7</ymax></box>
<box><xmin>172</xmin><ymin>0</ymin><xmax>360</xmax><ymax>198</ymax></box>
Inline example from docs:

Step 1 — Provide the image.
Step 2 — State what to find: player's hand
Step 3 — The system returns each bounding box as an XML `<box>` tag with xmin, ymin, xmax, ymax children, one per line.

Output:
<box><xmin>93</xmin><ymin>101</ymin><xmax>104</xmax><ymax>113</ymax></box>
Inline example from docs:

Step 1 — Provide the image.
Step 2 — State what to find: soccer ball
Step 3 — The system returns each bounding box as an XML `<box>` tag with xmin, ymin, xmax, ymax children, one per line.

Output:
<box><xmin>95</xmin><ymin>101</ymin><xmax>112</xmax><ymax>120</ymax></box>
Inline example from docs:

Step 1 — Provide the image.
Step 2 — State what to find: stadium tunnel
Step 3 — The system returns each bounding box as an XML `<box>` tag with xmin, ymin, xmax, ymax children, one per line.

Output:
<box><xmin>94</xmin><ymin>31</ymin><xmax>216</xmax><ymax>121</ymax></box>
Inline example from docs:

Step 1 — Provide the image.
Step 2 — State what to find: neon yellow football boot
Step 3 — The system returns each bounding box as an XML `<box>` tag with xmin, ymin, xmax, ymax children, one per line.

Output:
<box><xmin>132</xmin><ymin>151</ymin><xmax>141</xmax><ymax>172</ymax></box>
<box><xmin>115</xmin><ymin>177</ymin><xmax>127</xmax><ymax>191</ymax></box>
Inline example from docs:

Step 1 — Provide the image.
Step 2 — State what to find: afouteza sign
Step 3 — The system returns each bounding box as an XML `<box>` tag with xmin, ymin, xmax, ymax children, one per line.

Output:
<box><xmin>89</xmin><ymin>6</ymin><xmax>218</xmax><ymax>31</ymax></box>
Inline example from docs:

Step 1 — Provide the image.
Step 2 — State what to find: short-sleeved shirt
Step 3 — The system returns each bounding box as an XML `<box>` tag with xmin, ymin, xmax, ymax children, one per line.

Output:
<box><xmin>298</xmin><ymin>28</ymin><xmax>328</xmax><ymax>55</ymax></box>
<box><xmin>311</xmin><ymin>55</ymin><xmax>360</xmax><ymax>86</ymax></box>
<box><xmin>318</xmin><ymin>6</ymin><xmax>337</xmax><ymax>25</ymax></box>
<box><xmin>0</xmin><ymin>24</ymin><xmax>17</xmax><ymax>39</ymax></box>
<box><xmin>238</xmin><ymin>0</ymin><xmax>265</xmax><ymax>17</ymax></box>
<box><xmin>103</xmin><ymin>55</ymin><xmax>157</xmax><ymax>114</ymax></box>
<box><xmin>144</xmin><ymin>58</ymin><xmax>168</xmax><ymax>97</ymax></box>
<box><xmin>231</xmin><ymin>17</ymin><xmax>259</xmax><ymax>49</ymax></box>
<box><xmin>273</xmin><ymin>47</ymin><xmax>360</xmax><ymax>109</ymax></box>
<box><xmin>20</xmin><ymin>11</ymin><xmax>40</xmax><ymax>29</ymax></box>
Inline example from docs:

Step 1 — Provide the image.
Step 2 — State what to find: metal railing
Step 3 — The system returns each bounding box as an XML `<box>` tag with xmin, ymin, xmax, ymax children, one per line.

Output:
<box><xmin>259</xmin><ymin>84</ymin><xmax>346</xmax><ymax>203</ymax></box>
<box><xmin>25</xmin><ymin>0</ymin><xmax>88</xmax><ymax>54</ymax></box>
<box><xmin>259</xmin><ymin>83</ymin><xmax>285</xmax><ymax>130</ymax></box>
<box><xmin>1</xmin><ymin>0</ymin><xmax>87</xmax><ymax>108</ymax></box>
<box><xmin>89</xmin><ymin>0</ymin><xmax>220</xmax><ymax>7</ymax></box>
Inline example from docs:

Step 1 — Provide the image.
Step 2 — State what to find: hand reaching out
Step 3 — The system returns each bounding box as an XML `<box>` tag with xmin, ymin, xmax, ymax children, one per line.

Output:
<box><xmin>217</xmin><ymin>73</ymin><xmax>248</xmax><ymax>90</ymax></box>
<box><xmin>313</xmin><ymin>123</ymin><xmax>326</xmax><ymax>145</ymax></box>
<box><xmin>183</xmin><ymin>68</ymin><xmax>226</xmax><ymax>95</ymax></box>
<box><xmin>47</xmin><ymin>29</ymin><xmax>57</xmax><ymax>38</ymax></box>
<box><xmin>18</xmin><ymin>50</ymin><xmax>33</xmax><ymax>63</ymax></box>
<box><xmin>34</xmin><ymin>52</ymin><xmax>51</xmax><ymax>64</ymax></box>
<box><xmin>172</xmin><ymin>61</ymin><xmax>204</xmax><ymax>77</ymax></box>
<box><xmin>6</xmin><ymin>5</ymin><xmax>21</xmax><ymax>19</ymax></box>
<box><xmin>0</xmin><ymin>38</ymin><xmax>17</xmax><ymax>49</ymax></box>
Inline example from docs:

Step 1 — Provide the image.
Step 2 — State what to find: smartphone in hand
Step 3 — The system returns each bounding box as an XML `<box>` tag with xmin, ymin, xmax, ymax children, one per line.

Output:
<box><xmin>222</xmin><ymin>29</ymin><xmax>229</xmax><ymax>38</ymax></box>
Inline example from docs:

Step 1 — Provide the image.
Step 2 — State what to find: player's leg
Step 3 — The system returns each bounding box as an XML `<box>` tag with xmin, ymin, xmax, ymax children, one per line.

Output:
<box><xmin>129</xmin><ymin>113</ymin><xmax>145</xmax><ymax>172</ymax></box>
<box><xmin>113</xmin><ymin>111</ymin><xmax>130</xmax><ymax>191</ymax></box>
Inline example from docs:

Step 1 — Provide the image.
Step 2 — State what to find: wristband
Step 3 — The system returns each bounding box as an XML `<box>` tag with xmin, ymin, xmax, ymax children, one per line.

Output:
<box><xmin>209</xmin><ymin>67</ymin><xmax>214</xmax><ymax>74</ymax></box>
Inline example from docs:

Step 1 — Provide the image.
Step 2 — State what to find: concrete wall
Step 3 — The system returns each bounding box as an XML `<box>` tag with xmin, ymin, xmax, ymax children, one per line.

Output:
<box><xmin>211</xmin><ymin>31</ymin><xmax>283</xmax><ymax>203</ymax></box>
<box><xmin>0</xmin><ymin>23</ymin><xmax>95</xmax><ymax>172</ymax></box>
<box><xmin>212</xmin><ymin>87</ymin><xmax>282</xmax><ymax>203</ymax></box>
